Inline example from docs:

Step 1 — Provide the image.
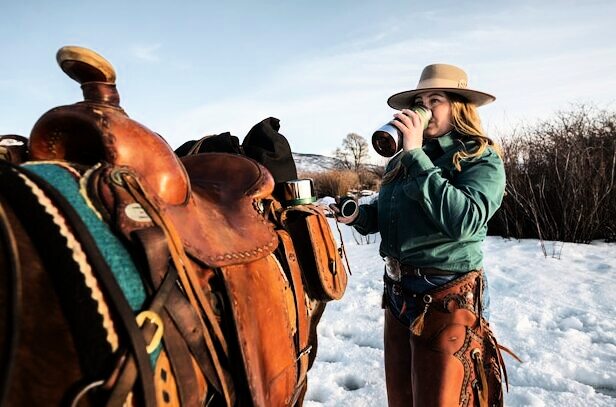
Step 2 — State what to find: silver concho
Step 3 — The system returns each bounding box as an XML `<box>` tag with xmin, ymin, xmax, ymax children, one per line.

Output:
<box><xmin>124</xmin><ymin>203</ymin><xmax>152</xmax><ymax>223</ymax></box>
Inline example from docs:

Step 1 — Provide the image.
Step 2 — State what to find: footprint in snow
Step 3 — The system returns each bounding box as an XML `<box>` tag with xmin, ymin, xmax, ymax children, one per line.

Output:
<box><xmin>337</xmin><ymin>375</ymin><xmax>365</xmax><ymax>391</ymax></box>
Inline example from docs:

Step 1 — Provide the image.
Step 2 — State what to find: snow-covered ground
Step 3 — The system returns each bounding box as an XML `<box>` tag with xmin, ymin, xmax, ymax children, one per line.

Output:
<box><xmin>304</xmin><ymin>218</ymin><xmax>616</xmax><ymax>406</ymax></box>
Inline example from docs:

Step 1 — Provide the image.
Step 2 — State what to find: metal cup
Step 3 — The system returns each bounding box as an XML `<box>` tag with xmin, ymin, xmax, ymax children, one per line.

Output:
<box><xmin>338</xmin><ymin>197</ymin><xmax>358</xmax><ymax>218</ymax></box>
<box><xmin>371</xmin><ymin>106</ymin><xmax>432</xmax><ymax>157</ymax></box>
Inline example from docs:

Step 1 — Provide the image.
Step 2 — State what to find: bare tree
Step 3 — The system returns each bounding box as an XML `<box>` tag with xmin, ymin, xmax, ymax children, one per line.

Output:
<box><xmin>334</xmin><ymin>133</ymin><xmax>370</xmax><ymax>171</ymax></box>
<box><xmin>489</xmin><ymin>104</ymin><xmax>616</xmax><ymax>244</ymax></box>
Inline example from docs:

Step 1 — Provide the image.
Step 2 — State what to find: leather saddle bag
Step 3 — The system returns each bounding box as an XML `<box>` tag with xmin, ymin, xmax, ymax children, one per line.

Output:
<box><xmin>280</xmin><ymin>204</ymin><xmax>348</xmax><ymax>302</ymax></box>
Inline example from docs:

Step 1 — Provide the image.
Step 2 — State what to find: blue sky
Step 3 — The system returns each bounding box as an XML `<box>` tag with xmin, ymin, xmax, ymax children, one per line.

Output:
<box><xmin>1</xmin><ymin>0</ymin><xmax>615</xmax><ymax>158</ymax></box>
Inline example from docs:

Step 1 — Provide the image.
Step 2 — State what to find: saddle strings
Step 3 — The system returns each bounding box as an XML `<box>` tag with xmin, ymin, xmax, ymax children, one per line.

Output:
<box><xmin>330</xmin><ymin>210</ymin><xmax>352</xmax><ymax>276</ymax></box>
<box><xmin>118</xmin><ymin>172</ymin><xmax>233</xmax><ymax>406</ymax></box>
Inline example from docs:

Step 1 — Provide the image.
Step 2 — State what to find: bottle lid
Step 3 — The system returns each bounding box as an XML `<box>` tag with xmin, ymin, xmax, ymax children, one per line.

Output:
<box><xmin>281</xmin><ymin>179</ymin><xmax>317</xmax><ymax>206</ymax></box>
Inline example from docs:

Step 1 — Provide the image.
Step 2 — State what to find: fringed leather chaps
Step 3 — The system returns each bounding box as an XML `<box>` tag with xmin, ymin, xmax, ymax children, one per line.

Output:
<box><xmin>385</xmin><ymin>270</ymin><xmax>511</xmax><ymax>407</ymax></box>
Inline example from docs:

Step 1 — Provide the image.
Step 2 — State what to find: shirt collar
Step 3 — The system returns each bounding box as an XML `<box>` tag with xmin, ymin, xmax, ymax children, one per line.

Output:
<box><xmin>436</xmin><ymin>131</ymin><xmax>457</xmax><ymax>151</ymax></box>
<box><xmin>423</xmin><ymin>131</ymin><xmax>458</xmax><ymax>157</ymax></box>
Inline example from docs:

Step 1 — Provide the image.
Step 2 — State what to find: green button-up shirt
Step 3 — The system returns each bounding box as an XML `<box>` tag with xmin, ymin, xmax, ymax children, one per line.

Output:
<box><xmin>352</xmin><ymin>131</ymin><xmax>505</xmax><ymax>272</ymax></box>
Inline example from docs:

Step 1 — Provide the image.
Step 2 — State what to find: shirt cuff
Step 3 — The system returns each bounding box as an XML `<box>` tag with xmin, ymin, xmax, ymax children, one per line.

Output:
<box><xmin>349</xmin><ymin>205</ymin><xmax>367</xmax><ymax>227</ymax></box>
<box><xmin>400</xmin><ymin>148</ymin><xmax>435</xmax><ymax>177</ymax></box>
<box><xmin>349</xmin><ymin>205</ymin><xmax>371</xmax><ymax>234</ymax></box>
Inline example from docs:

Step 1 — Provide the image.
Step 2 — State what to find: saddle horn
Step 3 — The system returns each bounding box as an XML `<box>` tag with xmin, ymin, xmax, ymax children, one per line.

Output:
<box><xmin>29</xmin><ymin>45</ymin><xmax>190</xmax><ymax>206</ymax></box>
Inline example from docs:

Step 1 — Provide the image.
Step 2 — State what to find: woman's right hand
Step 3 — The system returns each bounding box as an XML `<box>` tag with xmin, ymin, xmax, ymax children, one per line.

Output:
<box><xmin>392</xmin><ymin>108</ymin><xmax>424</xmax><ymax>151</ymax></box>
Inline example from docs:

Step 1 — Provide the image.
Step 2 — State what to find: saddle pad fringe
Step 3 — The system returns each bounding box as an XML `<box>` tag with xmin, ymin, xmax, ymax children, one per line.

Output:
<box><xmin>15</xmin><ymin>169</ymin><xmax>119</xmax><ymax>350</ymax></box>
<box><xmin>24</xmin><ymin>162</ymin><xmax>147</xmax><ymax>311</ymax></box>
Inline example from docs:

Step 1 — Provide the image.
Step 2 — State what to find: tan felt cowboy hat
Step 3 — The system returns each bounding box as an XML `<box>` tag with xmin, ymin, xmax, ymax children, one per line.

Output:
<box><xmin>387</xmin><ymin>64</ymin><xmax>495</xmax><ymax>110</ymax></box>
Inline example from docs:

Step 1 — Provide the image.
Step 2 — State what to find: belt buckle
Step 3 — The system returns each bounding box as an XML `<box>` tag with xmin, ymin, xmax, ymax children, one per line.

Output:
<box><xmin>384</xmin><ymin>257</ymin><xmax>401</xmax><ymax>282</ymax></box>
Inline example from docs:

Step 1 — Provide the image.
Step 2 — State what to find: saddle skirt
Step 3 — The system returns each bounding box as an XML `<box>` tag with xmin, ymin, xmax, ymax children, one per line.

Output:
<box><xmin>169</xmin><ymin>153</ymin><xmax>278</xmax><ymax>268</ymax></box>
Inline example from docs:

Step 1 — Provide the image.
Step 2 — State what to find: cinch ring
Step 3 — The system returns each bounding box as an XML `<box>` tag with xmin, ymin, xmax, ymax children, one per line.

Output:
<box><xmin>423</xmin><ymin>294</ymin><xmax>433</xmax><ymax>304</ymax></box>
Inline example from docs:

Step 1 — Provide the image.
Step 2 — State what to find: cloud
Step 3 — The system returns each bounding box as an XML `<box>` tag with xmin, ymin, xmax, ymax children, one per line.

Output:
<box><xmin>132</xmin><ymin>43</ymin><xmax>162</xmax><ymax>62</ymax></box>
<box><xmin>157</xmin><ymin>2</ymin><xmax>616</xmax><ymax>155</ymax></box>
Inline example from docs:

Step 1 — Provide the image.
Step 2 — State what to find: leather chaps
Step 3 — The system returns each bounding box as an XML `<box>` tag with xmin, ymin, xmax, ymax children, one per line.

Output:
<box><xmin>385</xmin><ymin>270</ymin><xmax>511</xmax><ymax>407</ymax></box>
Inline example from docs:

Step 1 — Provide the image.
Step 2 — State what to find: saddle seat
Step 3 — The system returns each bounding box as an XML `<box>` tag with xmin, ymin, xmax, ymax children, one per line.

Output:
<box><xmin>28</xmin><ymin>86</ymin><xmax>190</xmax><ymax>208</ymax></box>
<box><xmin>168</xmin><ymin>153</ymin><xmax>278</xmax><ymax>268</ymax></box>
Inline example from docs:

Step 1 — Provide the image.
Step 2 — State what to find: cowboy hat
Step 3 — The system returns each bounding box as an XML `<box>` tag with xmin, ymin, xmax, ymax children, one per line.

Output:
<box><xmin>387</xmin><ymin>64</ymin><xmax>495</xmax><ymax>110</ymax></box>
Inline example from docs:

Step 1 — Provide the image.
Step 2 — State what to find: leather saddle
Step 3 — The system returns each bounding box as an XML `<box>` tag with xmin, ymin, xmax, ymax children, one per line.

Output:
<box><xmin>28</xmin><ymin>47</ymin><xmax>277</xmax><ymax>268</ymax></box>
<box><xmin>23</xmin><ymin>46</ymin><xmax>316</xmax><ymax>406</ymax></box>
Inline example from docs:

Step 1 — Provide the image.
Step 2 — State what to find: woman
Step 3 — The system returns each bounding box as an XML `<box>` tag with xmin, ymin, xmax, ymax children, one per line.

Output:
<box><xmin>332</xmin><ymin>64</ymin><xmax>510</xmax><ymax>406</ymax></box>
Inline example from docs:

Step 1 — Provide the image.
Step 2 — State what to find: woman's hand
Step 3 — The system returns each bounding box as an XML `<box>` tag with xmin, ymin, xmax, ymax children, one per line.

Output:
<box><xmin>328</xmin><ymin>197</ymin><xmax>359</xmax><ymax>224</ymax></box>
<box><xmin>392</xmin><ymin>108</ymin><xmax>424</xmax><ymax>151</ymax></box>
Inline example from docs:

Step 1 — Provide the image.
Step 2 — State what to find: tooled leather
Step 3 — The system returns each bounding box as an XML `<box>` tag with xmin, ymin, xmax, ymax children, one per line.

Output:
<box><xmin>29</xmin><ymin>88</ymin><xmax>277</xmax><ymax>268</ymax></box>
<box><xmin>416</xmin><ymin>309</ymin><xmax>477</xmax><ymax>406</ymax></box>
<box><xmin>168</xmin><ymin>153</ymin><xmax>278</xmax><ymax>268</ymax></box>
<box><xmin>481</xmin><ymin>324</ymin><xmax>506</xmax><ymax>405</ymax></box>
<box><xmin>454</xmin><ymin>326</ymin><xmax>477</xmax><ymax>407</ymax></box>
<box><xmin>85</xmin><ymin>154</ymin><xmax>278</xmax><ymax>268</ymax></box>
<box><xmin>410</xmin><ymin>271</ymin><xmax>481</xmax><ymax>315</ymax></box>
<box><xmin>412</xmin><ymin>271</ymin><xmax>505</xmax><ymax>407</ymax></box>
<box><xmin>29</xmin><ymin>102</ymin><xmax>190</xmax><ymax>207</ymax></box>
<box><xmin>22</xmin><ymin>53</ymin><xmax>319</xmax><ymax>407</ymax></box>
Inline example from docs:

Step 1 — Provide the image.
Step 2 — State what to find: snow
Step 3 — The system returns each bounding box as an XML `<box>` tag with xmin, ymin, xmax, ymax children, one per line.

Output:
<box><xmin>304</xmin><ymin>217</ymin><xmax>616</xmax><ymax>406</ymax></box>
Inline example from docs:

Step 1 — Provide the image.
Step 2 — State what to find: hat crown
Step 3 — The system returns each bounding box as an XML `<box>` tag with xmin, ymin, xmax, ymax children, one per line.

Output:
<box><xmin>417</xmin><ymin>64</ymin><xmax>469</xmax><ymax>90</ymax></box>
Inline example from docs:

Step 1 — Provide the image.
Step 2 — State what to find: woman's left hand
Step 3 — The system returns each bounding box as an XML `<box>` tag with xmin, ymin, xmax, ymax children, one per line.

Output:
<box><xmin>328</xmin><ymin>201</ymin><xmax>358</xmax><ymax>224</ymax></box>
<box><xmin>392</xmin><ymin>108</ymin><xmax>423</xmax><ymax>151</ymax></box>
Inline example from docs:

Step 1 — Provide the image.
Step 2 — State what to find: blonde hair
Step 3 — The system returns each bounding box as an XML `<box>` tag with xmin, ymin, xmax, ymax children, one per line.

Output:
<box><xmin>448</xmin><ymin>93</ymin><xmax>502</xmax><ymax>171</ymax></box>
<box><xmin>382</xmin><ymin>93</ymin><xmax>502</xmax><ymax>183</ymax></box>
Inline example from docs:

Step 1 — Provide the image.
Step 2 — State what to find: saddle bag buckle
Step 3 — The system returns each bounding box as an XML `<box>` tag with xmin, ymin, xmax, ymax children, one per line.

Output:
<box><xmin>135</xmin><ymin>310</ymin><xmax>164</xmax><ymax>354</ymax></box>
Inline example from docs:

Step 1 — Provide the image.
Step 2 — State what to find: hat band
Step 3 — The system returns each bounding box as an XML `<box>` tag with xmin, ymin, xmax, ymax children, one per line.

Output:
<box><xmin>417</xmin><ymin>78</ymin><xmax>468</xmax><ymax>90</ymax></box>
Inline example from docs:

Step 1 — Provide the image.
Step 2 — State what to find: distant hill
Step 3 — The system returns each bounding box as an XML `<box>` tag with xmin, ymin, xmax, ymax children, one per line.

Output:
<box><xmin>293</xmin><ymin>152</ymin><xmax>383</xmax><ymax>175</ymax></box>
<box><xmin>292</xmin><ymin>152</ymin><xmax>344</xmax><ymax>173</ymax></box>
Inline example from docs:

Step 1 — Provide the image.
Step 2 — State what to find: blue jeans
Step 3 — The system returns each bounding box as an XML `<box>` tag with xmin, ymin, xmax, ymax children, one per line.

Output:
<box><xmin>385</xmin><ymin>271</ymin><xmax>491</xmax><ymax>327</ymax></box>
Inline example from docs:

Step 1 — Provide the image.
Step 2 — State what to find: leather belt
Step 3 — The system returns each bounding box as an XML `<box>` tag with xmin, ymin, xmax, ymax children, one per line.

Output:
<box><xmin>384</xmin><ymin>256</ymin><xmax>457</xmax><ymax>281</ymax></box>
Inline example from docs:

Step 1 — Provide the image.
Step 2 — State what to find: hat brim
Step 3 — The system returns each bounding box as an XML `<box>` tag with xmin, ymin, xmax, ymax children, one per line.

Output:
<box><xmin>387</xmin><ymin>87</ymin><xmax>495</xmax><ymax>110</ymax></box>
